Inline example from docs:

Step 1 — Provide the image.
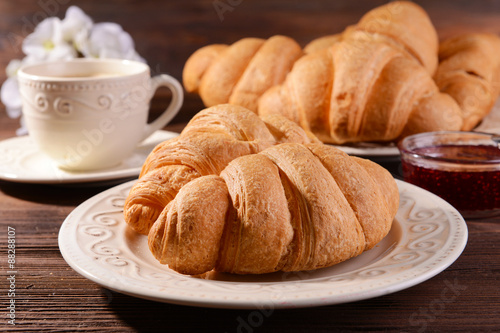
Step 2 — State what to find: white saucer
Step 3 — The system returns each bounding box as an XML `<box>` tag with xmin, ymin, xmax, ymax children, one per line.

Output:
<box><xmin>0</xmin><ymin>130</ymin><xmax>179</xmax><ymax>185</ymax></box>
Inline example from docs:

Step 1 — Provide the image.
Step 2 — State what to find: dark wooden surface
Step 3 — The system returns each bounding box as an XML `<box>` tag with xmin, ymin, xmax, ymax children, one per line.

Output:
<box><xmin>1</xmin><ymin>1</ymin><xmax>500</xmax><ymax>332</ymax></box>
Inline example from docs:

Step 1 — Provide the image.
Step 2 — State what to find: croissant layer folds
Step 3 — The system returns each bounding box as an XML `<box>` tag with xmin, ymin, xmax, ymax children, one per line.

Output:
<box><xmin>149</xmin><ymin>143</ymin><xmax>398</xmax><ymax>275</ymax></box>
<box><xmin>124</xmin><ymin>104</ymin><xmax>319</xmax><ymax>235</ymax></box>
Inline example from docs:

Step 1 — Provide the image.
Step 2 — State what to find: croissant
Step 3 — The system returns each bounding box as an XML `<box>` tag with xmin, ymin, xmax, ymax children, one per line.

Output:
<box><xmin>259</xmin><ymin>36</ymin><xmax>464</xmax><ymax>144</ymax></box>
<box><xmin>148</xmin><ymin>143</ymin><xmax>399</xmax><ymax>275</ymax></box>
<box><xmin>182</xmin><ymin>35</ymin><xmax>302</xmax><ymax>112</ymax></box>
<box><xmin>123</xmin><ymin>104</ymin><xmax>320</xmax><ymax>235</ymax></box>
<box><xmin>259</xmin><ymin>31</ymin><xmax>500</xmax><ymax>144</ymax></box>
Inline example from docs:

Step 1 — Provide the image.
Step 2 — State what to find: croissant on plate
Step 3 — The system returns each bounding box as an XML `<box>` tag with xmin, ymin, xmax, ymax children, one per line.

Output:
<box><xmin>123</xmin><ymin>104</ymin><xmax>319</xmax><ymax>235</ymax></box>
<box><xmin>148</xmin><ymin>143</ymin><xmax>399</xmax><ymax>275</ymax></box>
<box><xmin>258</xmin><ymin>36</ymin><xmax>460</xmax><ymax>144</ymax></box>
<box><xmin>259</xmin><ymin>30</ymin><xmax>500</xmax><ymax>144</ymax></box>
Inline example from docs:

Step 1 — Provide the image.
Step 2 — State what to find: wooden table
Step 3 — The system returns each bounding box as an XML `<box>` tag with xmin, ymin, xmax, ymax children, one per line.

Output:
<box><xmin>1</xmin><ymin>1</ymin><xmax>500</xmax><ymax>331</ymax></box>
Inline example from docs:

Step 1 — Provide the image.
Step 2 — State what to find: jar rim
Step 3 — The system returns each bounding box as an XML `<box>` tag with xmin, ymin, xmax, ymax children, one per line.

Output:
<box><xmin>398</xmin><ymin>131</ymin><xmax>500</xmax><ymax>165</ymax></box>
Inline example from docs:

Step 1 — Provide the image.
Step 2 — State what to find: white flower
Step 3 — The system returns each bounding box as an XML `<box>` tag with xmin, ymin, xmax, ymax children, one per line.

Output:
<box><xmin>81</xmin><ymin>22</ymin><xmax>145</xmax><ymax>63</ymax></box>
<box><xmin>22</xmin><ymin>17</ymin><xmax>76</xmax><ymax>61</ymax></box>
<box><xmin>61</xmin><ymin>6</ymin><xmax>93</xmax><ymax>53</ymax></box>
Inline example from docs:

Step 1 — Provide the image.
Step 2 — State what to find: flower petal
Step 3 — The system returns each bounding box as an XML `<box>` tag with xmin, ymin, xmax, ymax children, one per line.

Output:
<box><xmin>82</xmin><ymin>22</ymin><xmax>144</xmax><ymax>62</ymax></box>
<box><xmin>19</xmin><ymin>55</ymin><xmax>41</xmax><ymax>70</ymax></box>
<box><xmin>61</xmin><ymin>6</ymin><xmax>93</xmax><ymax>45</ymax></box>
<box><xmin>1</xmin><ymin>77</ymin><xmax>22</xmax><ymax>118</ymax></box>
<box><xmin>16</xmin><ymin>116</ymin><xmax>28</xmax><ymax>136</ymax></box>
<box><xmin>5</xmin><ymin>59</ymin><xmax>22</xmax><ymax>77</ymax></box>
<box><xmin>48</xmin><ymin>43</ymin><xmax>77</xmax><ymax>61</ymax></box>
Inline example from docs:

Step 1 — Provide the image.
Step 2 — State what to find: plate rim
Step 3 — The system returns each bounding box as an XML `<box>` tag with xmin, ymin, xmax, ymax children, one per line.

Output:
<box><xmin>58</xmin><ymin>179</ymin><xmax>468</xmax><ymax>309</ymax></box>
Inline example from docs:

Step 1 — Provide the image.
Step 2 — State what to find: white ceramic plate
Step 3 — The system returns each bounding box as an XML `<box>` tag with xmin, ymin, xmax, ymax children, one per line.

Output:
<box><xmin>0</xmin><ymin>130</ymin><xmax>178</xmax><ymax>185</ymax></box>
<box><xmin>58</xmin><ymin>179</ymin><xmax>468</xmax><ymax>309</ymax></box>
<box><xmin>332</xmin><ymin>98</ymin><xmax>500</xmax><ymax>157</ymax></box>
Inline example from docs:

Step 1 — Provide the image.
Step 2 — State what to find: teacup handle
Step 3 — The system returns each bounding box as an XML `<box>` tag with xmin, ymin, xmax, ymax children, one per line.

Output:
<box><xmin>142</xmin><ymin>74</ymin><xmax>184</xmax><ymax>140</ymax></box>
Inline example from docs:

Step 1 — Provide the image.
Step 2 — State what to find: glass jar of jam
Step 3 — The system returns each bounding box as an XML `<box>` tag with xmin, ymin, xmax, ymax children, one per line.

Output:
<box><xmin>398</xmin><ymin>131</ymin><xmax>500</xmax><ymax>219</ymax></box>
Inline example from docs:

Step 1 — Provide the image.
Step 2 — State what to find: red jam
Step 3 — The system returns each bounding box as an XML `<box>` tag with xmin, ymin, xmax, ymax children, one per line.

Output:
<box><xmin>401</xmin><ymin>144</ymin><xmax>500</xmax><ymax>216</ymax></box>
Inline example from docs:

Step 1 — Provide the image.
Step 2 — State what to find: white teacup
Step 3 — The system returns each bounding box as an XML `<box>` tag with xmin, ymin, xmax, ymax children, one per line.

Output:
<box><xmin>17</xmin><ymin>58</ymin><xmax>183</xmax><ymax>171</ymax></box>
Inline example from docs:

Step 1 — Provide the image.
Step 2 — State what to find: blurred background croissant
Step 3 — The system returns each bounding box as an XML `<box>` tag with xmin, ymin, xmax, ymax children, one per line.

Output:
<box><xmin>183</xmin><ymin>1</ymin><xmax>500</xmax><ymax>144</ymax></box>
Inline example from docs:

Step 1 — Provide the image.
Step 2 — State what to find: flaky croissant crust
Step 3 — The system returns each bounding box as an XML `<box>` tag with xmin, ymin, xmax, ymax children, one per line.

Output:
<box><xmin>123</xmin><ymin>104</ymin><xmax>320</xmax><ymax>235</ymax></box>
<box><xmin>148</xmin><ymin>143</ymin><xmax>399</xmax><ymax>275</ymax></box>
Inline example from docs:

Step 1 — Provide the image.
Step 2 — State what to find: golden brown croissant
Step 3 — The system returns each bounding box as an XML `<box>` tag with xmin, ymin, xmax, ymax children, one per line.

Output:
<box><xmin>148</xmin><ymin>143</ymin><xmax>399</xmax><ymax>275</ymax></box>
<box><xmin>259</xmin><ymin>30</ymin><xmax>500</xmax><ymax>144</ymax></box>
<box><xmin>182</xmin><ymin>35</ymin><xmax>302</xmax><ymax>112</ymax></box>
<box><xmin>123</xmin><ymin>104</ymin><xmax>319</xmax><ymax>235</ymax></box>
<box><xmin>258</xmin><ymin>37</ymin><xmax>464</xmax><ymax>144</ymax></box>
